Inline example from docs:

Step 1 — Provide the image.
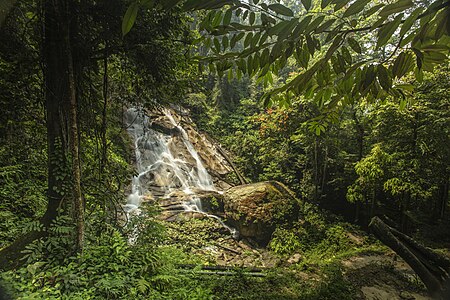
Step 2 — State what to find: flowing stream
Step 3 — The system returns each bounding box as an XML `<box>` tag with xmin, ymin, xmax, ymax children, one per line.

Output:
<box><xmin>123</xmin><ymin>107</ymin><xmax>236</xmax><ymax>237</ymax></box>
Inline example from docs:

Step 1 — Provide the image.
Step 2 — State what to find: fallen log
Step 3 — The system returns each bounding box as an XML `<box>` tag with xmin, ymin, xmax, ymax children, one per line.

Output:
<box><xmin>215</xmin><ymin>244</ymin><xmax>241</xmax><ymax>255</ymax></box>
<box><xmin>177</xmin><ymin>264</ymin><xmax>264</xmax><ymax>273</ymax></box>
<box><xmin>194</xmin><ymin>270</ymin><xmax>266</xmax><ymax>277</ymax></box>
<box><xmin>369</xmin><ymin>216</ymin><xmax>450</xmax><ymax>299</ymax></box>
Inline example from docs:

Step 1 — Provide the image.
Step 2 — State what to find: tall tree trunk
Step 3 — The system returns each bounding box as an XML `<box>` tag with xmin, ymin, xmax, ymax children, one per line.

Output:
<box><xmin>0</xmin><ymin>0</ymin><xmax>17</xmax><ymax>26</ymax></box>
<box><xmin>41</xmin><ymin>0</ymin><xmax>70</xmax><ymax>227</ymax></box>
<box><xmin>313</xmin><ymin>138</ymin><xmax>319</xmax><ymax>201</ymax></box>
<box><xmin>352</xmin><ymin>108</ymin><xmax>364</xmax><ymax>223</ymax></box>
<box><xmin>0</xmin><ymin>0</ymin><xmax>73</xmax><ymax>269</ymax></box>
<box><xmin>100</xmin><ymin>43</ymin><xmax>108</xmax><ymax>173</ymax></box>
<box><xmin>370</xmin><ymin>187</ymin><xmax>376</xmax><ymax>218</ymax></box>
<box><xmin>65</xmin><ymin>17</ymin><xmax>84</xmax><ymax>252</ymax></box>
<box><xmin>320</xmin><ymin>145</ymin><xmax>328</xmax><ymax>197</ymax></box>
<box><xmin>439</xmin><ymin>178</ymin><xmax>448</xmax><ymax>219</ymax></box>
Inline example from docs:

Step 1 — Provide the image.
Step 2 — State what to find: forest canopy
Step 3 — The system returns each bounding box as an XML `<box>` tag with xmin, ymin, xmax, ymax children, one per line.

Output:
<box><xmin>125</xmin><ymin>0</ymin><xmax>449</xmax><ymax>131</ymax></box>
<box><xmin>0</xmin><ymin>0</ymin><xmax>449</xmax><ymax>299</ymax></box>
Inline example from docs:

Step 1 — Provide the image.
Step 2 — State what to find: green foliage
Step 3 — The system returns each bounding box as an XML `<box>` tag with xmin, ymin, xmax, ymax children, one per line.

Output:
<box><xmin>269</xmin><ymin>227</ymin><xmax>302</xmax><ymax>256</ymax></box>
<box><xmin>0</xmin><ymin>208</ymin><xmax>167</xmax><ymax>299</ymax></box>
<box><xmin>145</xmin><ymin>0</ymin><xmax>450</xmax><ymax>116</ymax></box>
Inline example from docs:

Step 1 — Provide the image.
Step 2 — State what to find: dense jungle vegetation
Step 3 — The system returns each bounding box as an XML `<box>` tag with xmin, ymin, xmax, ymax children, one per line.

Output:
<box><xmin>0</xmin><ymin>0</ymin><xmax>449</xmax><ymax>299</ymax></box>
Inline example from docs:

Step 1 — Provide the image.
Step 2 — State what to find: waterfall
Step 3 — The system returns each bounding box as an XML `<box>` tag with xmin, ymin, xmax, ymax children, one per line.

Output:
<box><xmin>164</xmin><ymin>110</ymin><xmax>214</xmax><ymax>191</ymax></box>
<box><xmin>123</xmin><ymin>107</ymin><xmax>237</xmax><ymax>237</ymax></box>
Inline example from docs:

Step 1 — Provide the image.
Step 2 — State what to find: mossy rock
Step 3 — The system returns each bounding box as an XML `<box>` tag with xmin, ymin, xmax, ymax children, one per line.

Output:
<box><xmin>223</xmin><ymin>181</ymin><xmax>301</xmax><ymax>246</ymax></box>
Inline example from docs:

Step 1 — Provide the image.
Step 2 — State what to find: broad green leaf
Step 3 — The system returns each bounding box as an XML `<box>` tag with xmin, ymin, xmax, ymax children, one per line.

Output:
<box><xmin>293</xmin><ymin>16</ymin><xmax>312</xmax><ymax>36</ymax></box>
<box><xmin>331</xmin><ymin>55</ymin><xmax>344</xmax><ymax>73</ymax></box>
<box><xmin>418</xmin><ymin>44</ymin><xmax>450</xmax><ymax>52</ymax></box>
<box><xmin>395</xmin><ymin>83</ymin><xmax>414</xmax><ymax>91</ymax></box>
<box><xmin>343</xmin><ymin>0</ymin><xmax>370</xmax><ymax>18</ymax></box>
<box><xmin>227</xmin><ymin>68</ymin><xmax>233</xmax><ymax>81</ymax></box>
<box><xmin>244</xmin><ymin>32</ymin><xmax>253</xmax><ymax>47</ymax></box>
<box><xmin>232</xmin><ymin>32</ymin><xmax>245</xmax><ymax>48</ymax></box>
<box><xmin>299</xmin><ymin>47</ymin><xmax>310</xmax><ymax>68</ymax></box>
<box><xmin>423</xmin><ymin>51</ymin><xmax>448</xmax><ymax>63</ymax></box>
<box><xmin>321</xmin><ymin>0</ymin><xmax>333</xmax><ymax>9</ymax></box>
<box><xmin>213</xmin><ymin>38</ymin><xmax>221</xmax><ymax>52</ymax></box>
<box><xmin>243</xmin><ymin>10</ymin><xmax>248</xmax><ymax>20</ymax></box>
<box><xmin>251</xmin><ymin>32</ymin><xmax>261</xmax><ymax>47</ymax></box>
<box><xmin>414</xmin><ymin>67</ymin><xmax>423</xmax><ymax>82</ymax></box>
<box><xmin>412</xmin><ymin>48</ymin><xmax>423</xmax><ymax>69</ymax></box>
<box><xmin>348</xmin><ymin>37</ymin><xmax>362</xmax><ymax>53</ymax></box>
<box><xmin>261</xmin><ymin>48</ymin><xmax>270</xmax><ymax>66</ymax></box>
<box><xmin>365</xmin><ymin>4</ymin><xmax>384</xmax><ymax>17</ymax></box>
<box><xmin>268</xmin><ymin>20</ymin><xmax>291</xmax><ymax>35</ymax></box>
<box><xmin>122</xmin><ymin>2</ymin><xmax>139</xmax><ymax>36</ymax></box>
<box><xmin>377</xmin><ymin>65</ymin><xmax>391</xmax><ymax>91</ymax></box>
<box><xmin>361</xmin><ymin>65</ymin><xmax>376</xmax><ymax>94</ymax></box>
<box><xmin>301</xmin><ymin>0</ymin><xmax>312</xmax><ymax>11</ymax></box>
<box><xmin>315</xmin><ymin>18</ymin><xmax>336</xmax><ymax>33</ymax></box>
<box><xmin>341</xmin><ymin>47</ymin><xmax>352</xmax><ymax>64</ymax></box>
<box><xmin>305</xmin><ymin>16</ymin><xmax>325</xmax><ymax>34</ymax></box>
<box><xmin>212</xmin><ymin>11</ymin><xmax>223</xmax><ymax>27</ymax></box>
<box><xmin>278</xmin><ymin>18</ymin><xmax>299</xmax><ymax>40</ymax></box>
<box><xmin>399</xmin><ymin>7</ymin><xmax>423</xmax><ymax>36</ymax></box>
<box><xmin>268</xmin><ymin>3</ymin><xmax>294</xmax><ymax>17</ymax></box>
<box><xmin>370</xmin><ymin>16</ymin><xmax>388</xmax><ymax>30</ymax></box>
<box><xmin>399</xmin><ymin>99</ymin><xmax>407</xmax><ymax>109</ymax></box>
<box><xmin>259</xmin><ymin>32</ymin><xmax>269</xmax><ymax>45</ymax></box>
<box><xmin>392</xmin><ymin>51</ymin><xmax>414</xmax><ymax>78</ymax></box>
<box><xmin>249</xmin><ymin>12</ymin><xmax>256</xmax><ymax>25</ymax></box>
<box><xmin>376</xmin><ymin>14</ymin><xmax>403</xmax><ymax>48</ymax></box>
<box><xmin>306</xmin><ymin>35</ymin><xmax>316</xmax><ymax>55</ymax></box>
<box><xmin>223</xmin><ymin>9</ymin><xmax>232</xmax><ymax>25</ymax></box>
<box><xmin>230</xmin><ymin>34</ymin><xmax>237</xmax><ymax>48</ymax></box>
<box><xmin>222</xmin><ymin>36</ymin><xmax>229</xmax><ymax>49</ymax></box>
<box><xmin>325</xmin><ymin>34</ymin><xmax>344</xmax><ymax>59</ymax></box>
<box><xmin>333</xmin><ymin>0</ymin><xmax>350</xmax><ymax>11</ymax></box>
<box><xmin>379</xmin><ymin>0</ymin><xmax>413</xmax><ymax>17</ymax></box>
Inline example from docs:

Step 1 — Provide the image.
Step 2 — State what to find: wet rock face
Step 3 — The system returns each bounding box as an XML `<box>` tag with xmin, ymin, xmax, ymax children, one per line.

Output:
<box><xmin>148</xmin><ymin>109</ymin><xmax>233</xmax><ymax>183</ymax></box>
<box><xmin>222</xmin><ymin>181</ymin><xmax>300</xmax><ymax>246</ymax></box>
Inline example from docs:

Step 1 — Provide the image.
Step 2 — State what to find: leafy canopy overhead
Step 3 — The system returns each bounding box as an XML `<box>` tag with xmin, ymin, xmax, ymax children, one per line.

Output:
<box><xmin>124</xmin><ymin>0</ymin><xmax>449</xmax><ymax>111</ymax></box>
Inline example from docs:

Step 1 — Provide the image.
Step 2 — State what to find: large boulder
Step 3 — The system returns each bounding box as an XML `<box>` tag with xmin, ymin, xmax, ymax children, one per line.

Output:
<box><xmin>223</xmin><ymin>181</ymin><xmax>300</xmax><ymax>245</ymax></box>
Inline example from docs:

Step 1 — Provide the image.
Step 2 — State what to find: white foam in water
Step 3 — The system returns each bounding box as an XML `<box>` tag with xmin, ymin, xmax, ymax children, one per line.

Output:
<box><xmin>124</xmin><ymin>107</ymin><xmax>237</xmax><ymax>238</ymax></box>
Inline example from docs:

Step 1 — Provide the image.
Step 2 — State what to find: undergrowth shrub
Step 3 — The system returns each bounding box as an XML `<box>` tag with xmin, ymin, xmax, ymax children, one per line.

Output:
<box><xmin>0</xmin><ymin>207</ymin><xmax>168</xmax><ymax>299</ymax></box>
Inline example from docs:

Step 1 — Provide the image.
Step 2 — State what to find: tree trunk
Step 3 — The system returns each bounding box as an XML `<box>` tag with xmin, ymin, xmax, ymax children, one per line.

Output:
<box><xmin>313</xmin><ymin>138</ymin><xmax>319</xmax><ymax>201</ymax></box>
<box><xmin>352</xmin><ymin>108</ymin><xmax>364</xmax><ymax>223</ymax></box>
<box><xmin>369</xmin><ymin>216</ymin><xmax>449</xmax><ymax>298</ymax></box>
<box><xmin>100</xmin><ymin>43</ymin><xmax>108</xmax><ymax>173</ymax></box>
<box><xmin>41</xmin><ymin>0</ymin><xmax>70</xmax><ymax>227</ymax></box>
<box><xmin>321</xmin><ymin>145</ymin><xmax>328</xmax><ymax>196</ymax></box>
<box><xmin>369</xmin><ymin>188</ymin><xmax>376</xmax><ymax>218</ymax></box>
<box><xmin>64</xmin><ymin>15</ymin><xmax>84</xmax><ymax>253</ymax></box>
<box><xmin>0</xmin><ymin>0</ymin><xmax>17</xmax><ymax>26</ymax></box>
<box><xmin>0</xmin><ymin>0</ymin><xmax>84</xmax><ymax>267</ymax></box>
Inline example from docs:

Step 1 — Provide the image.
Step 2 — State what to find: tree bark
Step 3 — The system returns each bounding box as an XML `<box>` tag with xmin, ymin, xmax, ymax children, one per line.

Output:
<box><xmin>100</xmin><ymin>43</ymin><xmax>108</xmax><ymax>173</ymax></box>
<box><xmin>64</xmin><ymin>13</ymin><xmax>84</xmax><ymax>253</ymax></box>
<box><xmin>41</xmin><ymin>0</ymin><xmax>70</xmax><ymax>227</ymax></box>
<box><xmin>0</xmin><ymin>0</ymin><xmax>17</xmax><ymax>26</ymax></box>
<box><xmin>352</xmin><ymin>108</ymin><xmax>364</xmax><ymax>223</ymax></box>
<box><xmin>0</xmin><ymin>0</ymin><xmax>85</xmax><ymax>267</ymax></box>
<box><xmin>369</xmin><ymin>216</ymin><xmax>449</xmax><ymax>298</ymax></box>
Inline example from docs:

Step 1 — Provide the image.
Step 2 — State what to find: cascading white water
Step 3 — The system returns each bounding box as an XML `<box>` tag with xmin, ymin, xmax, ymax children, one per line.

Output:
<box><xmin>164</xmin><ymin>111</ymin><xmax>214</xmax><ymax>191</ymax></box>
<box><xmin>124</xmin><ymin>107</ymin><xmax>236</xmax><ymax>237</ymax></box>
